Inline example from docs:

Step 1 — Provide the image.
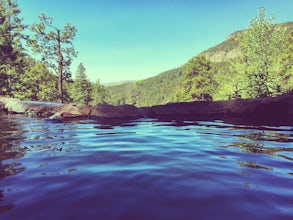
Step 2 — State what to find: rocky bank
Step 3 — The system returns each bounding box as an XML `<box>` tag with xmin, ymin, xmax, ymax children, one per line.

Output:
<box><xmin>1</xmin><ymin>92</ymin><xmax>293</xmax><ymax>121</ymax></box>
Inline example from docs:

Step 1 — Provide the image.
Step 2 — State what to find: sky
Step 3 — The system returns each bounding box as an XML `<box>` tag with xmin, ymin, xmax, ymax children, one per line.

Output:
<box><xmin>17</xmin><ymin>0</ymin><xmax>293</xmax><ymax>84</ymax></box>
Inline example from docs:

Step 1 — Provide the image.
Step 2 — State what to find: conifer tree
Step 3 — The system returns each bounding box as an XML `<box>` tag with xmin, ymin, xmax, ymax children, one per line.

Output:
<box><xmin>72</xmin><ymin>63</ymin><xmax>92</xmax><ymax>105</ymax></box>
<box><xmin>29</xmin><ymin>13</ymin><xmax>77</xmax><ymax>103</ymax></box>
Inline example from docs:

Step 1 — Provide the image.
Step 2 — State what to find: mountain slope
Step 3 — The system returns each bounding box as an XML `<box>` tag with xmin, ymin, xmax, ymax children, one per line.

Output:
<box><xmin>200</xmin><ymin>21</ymin><xmax>293</xmax><ymax>63</ymax></box>
<box><xmin>106</xmin><ymin>67</ymin><xmax>184</xmax><ymax>106</ymax></box>
<box><xmin>106</xmin><ymin>22</ymin><xmax>293</xmax><ymax>107</ymax></box>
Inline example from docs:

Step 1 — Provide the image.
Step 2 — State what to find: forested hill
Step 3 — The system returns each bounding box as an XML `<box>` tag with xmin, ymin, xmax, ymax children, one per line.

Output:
<box><xmin>1</xmin><ymin>3</ymin><xmax>291</xmax><ymax>107</ymax></box>
<box><xmin>200</xmin><ymin>21</ymin><xmax>293</xmax><ymax>63</ymax></box>
<box><xmin>106</xmin><ymin>67</ymin><xmax>185</xmax><ymax>106</ymax></box>
<box><xmin>105</xmin><ymin>21</ymin><xmax>293</xmax><ymax>107</ymax></box>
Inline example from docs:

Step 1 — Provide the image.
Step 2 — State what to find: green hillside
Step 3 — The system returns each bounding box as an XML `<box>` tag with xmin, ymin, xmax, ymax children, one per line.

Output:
<box><xmin>106</xmin><ymin>67</ymin><xmax>185</xmax><ymax>106</ymax></box>
<box><xmin>106</xmin><ymin>21</ymin><xmax>293</xmax><ymax>107</ymax></box>
<box><xmin>200</xmin><ymin>21</ymin><xmax>293</xmax><ymax>63</ymax></box>
<box><xmin>1</xmin><ymin>1</ymin><xmax>291</xmax><ymax>106</ymax></box>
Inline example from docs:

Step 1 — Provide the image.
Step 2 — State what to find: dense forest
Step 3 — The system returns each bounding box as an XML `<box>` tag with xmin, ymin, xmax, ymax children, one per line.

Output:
<box><xmin>0</xmin><ymin>0</ymin><xmax>107</xmax><ymax>105</ymax></box>
<box><xmin>1</xmin><ymin>1</ymin><xmax>292</xmax><ymax>107</ymax></box>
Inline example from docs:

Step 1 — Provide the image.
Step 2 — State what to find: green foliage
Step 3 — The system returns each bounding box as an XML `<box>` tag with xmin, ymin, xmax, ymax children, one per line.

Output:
<box><xmin>71</xmin><ymin>63</ymin><xmax>92</xmax><ymax>105</ymax></box>
<box><xmin>13</xmin><ymin>58</ymin><xmax>59</xmax><ymax>101</ymax></box>
<box><xmin>233</xmin><ymin>7</ymin><xmax>288</xmax><ymax>98</ymax></box>
<box><xmin>107</xmin><ymin>19</ymin><xmax>292</xmax><ymax>105</ymax></box>
<box><xmin>106</xmin><ymin>67</ymin><xmax>184</xmax><ymax>106</ymax></box>
<box><xmin>280</xmin><ymin>29</ymin><xmax>293</xmax><ymax>91</ymax></box>
<box><xmin>211</xmin><ymin>61</ymin><xmax>234</xmax><ymax>100</ymax></box>
<box><xmin>174</xmin><ymin>55</ymin><xmax>215</xmax><ymax>101</ymax></box>
<box><xmin>130</xmin><ymin>81</ymin><xmax>142</xmax><ymax>105</ymax></box>
<box><xmin>0</xmin><ymin>0</ymin><xmax>26</xmax><ymax>96</ymax></box>
<box><xmin>29</xmin><ymin>13</ymin><xmax>77</xmax><ymax>102</ymax></box>
<box><xmin>1</xmin><ymin>3</ymin><xmax>292</xmax><ymax>107</ymax></box>
<box><xmin>91</xmin><ymin>80</ymin><xmax>107</xmax><ymax>105</ymax></box>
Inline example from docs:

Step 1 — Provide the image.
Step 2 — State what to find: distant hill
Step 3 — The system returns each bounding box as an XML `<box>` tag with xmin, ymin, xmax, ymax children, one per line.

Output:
<box><xmin>106</xmin><ymin>22</ymin><xmax>293</xmax><ymax>107</ymax></box>
<box><xmin>103</xmin><ymin>80</ymin><xmax>133</xmax><ymax>87</ymax></box>
<box><xmin>106</xmin><ymin>67</ymin><xmax>185</xmax><ymax>106</ymax></box>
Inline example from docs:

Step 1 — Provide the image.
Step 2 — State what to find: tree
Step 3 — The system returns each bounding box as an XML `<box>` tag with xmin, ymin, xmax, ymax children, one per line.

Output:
<box><xmin>130</xmin><ymin>81</ymin><xmax>142</xmax><ymax>105</ymax></box>
<box><xmin>13</xmin><ymin>58</ymin><xmax>59</xmax><ymax>101</ymax></box>
<box><xmin>280</xmin><ymin>29</ymin><xmax>293</xmax><ymax>91</ymax></box>
<box><xmin>91</xmin><ymin>80</ymin><xmax>107</xmax><ymax>105</ymax></box>
<box><xmin>175</xmin><ymin>55</ymin><xmax>215</xmax><ymax>101</ymax></box>
<box><xmin>233</xmin><ymin>7</ymin><xmax>288</xmax><ymax>98</ymax></box>
<box><xmin>29</xmin><ymin>13</ymin><xmax>77</xmax><ymax>103</ymax></box>
<box><xmin>0</xmin><ymin>0</ymin><xmax>26</xmax><ymax>96</ymax></box>
<box><xmin>72</xmin><ymin>63</ymin><xmax>92</xmax><ymax>105</ymax></box>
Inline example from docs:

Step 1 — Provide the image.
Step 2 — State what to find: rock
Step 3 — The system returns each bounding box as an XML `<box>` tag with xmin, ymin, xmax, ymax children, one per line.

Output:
<box><xmin>2</xmin><ymin>92</ymin><xmax>293</xmax><ymax>121</ymax></box>
<box><xmin>4</xmin><ymin>98</ymin><xmax>28</xmax><ymax>113</ymax></box>
<box><xmin>90</xmin><ymin>104</ymin><xmax>143</xmax><ymax>118</ymax></box>
<box><xmin>0</xmin><ymin>96</ymin><xmax>63</xmax><ymax>117</ymax></box>
<box><xmin>49</xmin><ymin>103</ymin><xmax>84</xmax><ymax>119</ymax></box>
<box><xmin>149</xmin><ymin>91</ymin><xmax>293</xmax><ymax>120</ymax></box>
<box><xmin>150</xmin><ymin>101</ymin><xmax>224</xmax><ymax>116</ymax></box>
<box><xmin>50</xmin><ymin>103</ymin><xmax>143</xmax><ymax>119</ymax></box>
<box><xmin>78</xmin><ymin>105</ymin><xmax>93</xmax><ymax>115</ymax></box>
<box><xmin>24</xmin><ymin>103</ymin><xmax>62</xmax><ymax>117</ymax></box>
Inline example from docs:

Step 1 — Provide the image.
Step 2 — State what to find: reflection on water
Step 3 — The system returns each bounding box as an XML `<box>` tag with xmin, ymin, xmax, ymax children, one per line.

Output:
<box><xmin>0</xmin><ymin>116</ymin><xmax>26</xmax><ymax>214</ymax></box>
<box><xmin>0</xmin><ymin>115</ymin><xmax>292</xmax><ymax>220</ymax></box>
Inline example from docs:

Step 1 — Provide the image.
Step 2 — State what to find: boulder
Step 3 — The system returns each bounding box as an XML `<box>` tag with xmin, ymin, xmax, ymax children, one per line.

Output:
<box><xmin>149</xmin><ymin>91</ymin><xmax>293</xmax><ymax>120</ymax></box>
<box><xmin>49</xmin><ymin>103</ymin><xmax>85</xmax><ymax>119</ymax></box>
<box><xmin>149</xmin><ymin>101</ymin><xmax>224</xmax><ymax>116</ymax></box>
<box><xmin>3</xmin><ymin>98</ymin><xmax>28</xmax><ymax>114</ymax></box>
<box><xmin>24</xmin><ymin>102</ymin><xmax>62</xmax><ymax>117</ymax></box>
<box><xmin>2</xmin><ymin>91</ymin><xmax>293</xmax><ymax>121</ymax></box>
<box><xmin>50</xmin><ymin>103</ymin><xmax>144</xmax><ymax>119</ymax></box>
<box><xmin>0</xmin><ymin>96</ymin><xmax>62</xmax><ymax>117</ymax></box>
<box><xmin>90</xmin><ymin>104</ymin><xmax>143</xmax><ymax>118</ymax></box>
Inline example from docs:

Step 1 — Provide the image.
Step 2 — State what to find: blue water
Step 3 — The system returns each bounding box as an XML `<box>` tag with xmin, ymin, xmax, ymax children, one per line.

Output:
<box><xmin>0</xmin><ymin>115</ymin><xmax>292</xmax><ymax>220</ymax></box>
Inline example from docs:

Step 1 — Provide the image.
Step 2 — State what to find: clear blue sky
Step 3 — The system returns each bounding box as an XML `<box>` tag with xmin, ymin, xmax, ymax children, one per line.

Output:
<box><xmin>18</xmin><ymin>0</ymin><xmax>293</xmax><ymax>83</ymax></box>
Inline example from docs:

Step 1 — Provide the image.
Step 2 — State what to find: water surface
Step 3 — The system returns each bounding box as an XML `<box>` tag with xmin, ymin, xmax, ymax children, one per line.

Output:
<box><xmin>0</xmin><ymin>115</ymin><xmax>292</xmax><ymax>220</ymax></box>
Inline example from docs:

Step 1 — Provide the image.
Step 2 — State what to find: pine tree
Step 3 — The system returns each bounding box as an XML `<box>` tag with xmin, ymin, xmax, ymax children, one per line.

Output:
<box><xmin>72</xmin><ymin>63</ymin><xmax>92</xmax><ymax>105</ymax></box>
<box><xmin>29</xmin><ymin>13</ymin><xmax>77</xmax><ymax>103</ymax></box>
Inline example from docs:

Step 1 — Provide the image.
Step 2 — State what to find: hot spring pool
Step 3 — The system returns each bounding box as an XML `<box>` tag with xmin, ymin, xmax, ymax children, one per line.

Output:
<box><xmin>0</xmin><ymin>115</ymin><xmax>292</xmax><ymax>220</ymax></box>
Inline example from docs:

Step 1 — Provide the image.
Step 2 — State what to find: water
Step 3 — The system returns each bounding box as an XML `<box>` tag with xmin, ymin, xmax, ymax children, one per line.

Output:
<box><xmin>0</xmin><ymin>115</ymin><xmax>292</xmax><ymax>220</ymax></box>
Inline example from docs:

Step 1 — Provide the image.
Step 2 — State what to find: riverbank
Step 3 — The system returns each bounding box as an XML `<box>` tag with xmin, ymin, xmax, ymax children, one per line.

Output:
<box><xmin>1</xmin><ymin>92</ymin><xmax>293</xmax><ymax>121</ymax></box>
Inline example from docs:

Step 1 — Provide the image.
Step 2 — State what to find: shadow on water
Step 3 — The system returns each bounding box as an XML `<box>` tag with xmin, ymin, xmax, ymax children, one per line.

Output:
<box><xmin>0</xmin><ymin>116</ymin><xmax>26</xmax><ymax>213</ymax></box>
<box><xmin>235</xmin><ymin>132</ymin><xmax>293</xmax><ymax>154</ymax></box>
<box><xmin>153</xmin><ymin>114</ymin><xmax>293</xmax><ymax>127</ymax></box>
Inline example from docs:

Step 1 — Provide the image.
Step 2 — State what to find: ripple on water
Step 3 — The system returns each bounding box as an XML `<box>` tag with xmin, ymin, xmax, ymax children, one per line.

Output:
<box><xmin>0</xmin><ymin>116</ymin><xmax>292</xmax><ymax>220</ymax></box>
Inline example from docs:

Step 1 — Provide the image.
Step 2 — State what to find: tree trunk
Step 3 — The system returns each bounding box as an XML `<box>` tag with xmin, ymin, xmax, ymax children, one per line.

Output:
<box><xmin>57</xmin><ymin>29</ymin><xmax>63</xmax><ymax>103</ymax></box>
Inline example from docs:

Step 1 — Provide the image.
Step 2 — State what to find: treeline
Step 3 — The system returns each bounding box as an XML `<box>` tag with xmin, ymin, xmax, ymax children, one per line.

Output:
<box><xmin>106</xmin><ymin>8</ymin><xmax>293</xmax><ymax>106</ymax></box>
<box><xmin>0</xmin><ymin>0</ymin><xmax>106</xmax><ymax>105</ymax></box>
<box><xmin>1</xmin><ymin>2</ymin><xmax>292</xmax><ymax>107</ymax></box>
<box><xmin>67</xmin><ymin>63</ymin><xmax>107</xmax><ymax>105</ymax></box>
<box><xmin>106</xmin><ymin>67</ymin><xmax>185</xmax><ymax>106</ymax></box>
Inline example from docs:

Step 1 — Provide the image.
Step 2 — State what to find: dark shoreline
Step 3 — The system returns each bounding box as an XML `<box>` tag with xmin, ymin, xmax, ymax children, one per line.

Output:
<box><xmin>1</xmin><ymin>91</ymin><xmax>293</xmax><ymax>125</ymax></box>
